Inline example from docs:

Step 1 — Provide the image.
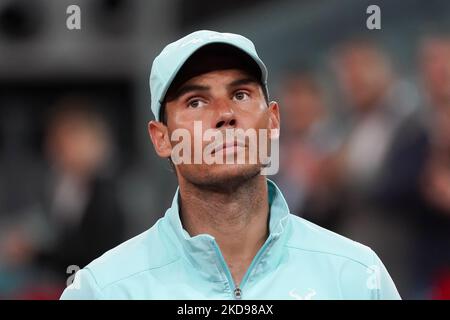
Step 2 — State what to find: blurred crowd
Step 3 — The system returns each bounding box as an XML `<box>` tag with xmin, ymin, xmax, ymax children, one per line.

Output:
<box><xmin>1</xmin><ymin>32</ymin><xmax>450</xmax><ymax>299</ymax></box>
<box><xmin>0</xmin><ymin>98</ymin><xmax>126</xmax><ymax>298</ymax></box>
<box><xmin>276</xmin><ymin>35</ymin><xmax>450</xmax><ymax>299</ymax></box>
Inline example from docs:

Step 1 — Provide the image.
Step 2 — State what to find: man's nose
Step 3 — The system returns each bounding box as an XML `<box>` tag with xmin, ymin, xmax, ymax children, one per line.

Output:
<box><xmin>214</xmin><ymin>101</ymin><xmax>236</xmax><ymax>129</ymax></box>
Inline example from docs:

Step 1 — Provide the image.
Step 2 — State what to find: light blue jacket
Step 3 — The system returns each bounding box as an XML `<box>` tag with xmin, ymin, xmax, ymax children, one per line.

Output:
<box><xmin>60</xmin><ymin>179</ymin><xmax>401</xmax><ymax>300</ymax></box>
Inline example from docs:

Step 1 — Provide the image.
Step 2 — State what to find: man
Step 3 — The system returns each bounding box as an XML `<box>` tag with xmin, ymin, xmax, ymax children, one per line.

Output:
<box><xmin>61</xmin><ymin>30</ymin><xmax>400</xmax><ymax>299</ymax></box>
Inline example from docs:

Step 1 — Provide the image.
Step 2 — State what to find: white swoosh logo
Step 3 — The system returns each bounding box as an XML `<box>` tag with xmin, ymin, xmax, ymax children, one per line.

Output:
<box><xmin>289</xmin><ymin>288</ymin><xmax>317</xmax><ymax>300</ymax></box>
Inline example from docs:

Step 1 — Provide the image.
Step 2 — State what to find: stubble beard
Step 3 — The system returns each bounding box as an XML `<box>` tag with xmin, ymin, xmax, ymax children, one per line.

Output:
<box><xmin>178</xmin><ymin>162</ymin><xmax>262</xmax><ymax>194</ymax></box>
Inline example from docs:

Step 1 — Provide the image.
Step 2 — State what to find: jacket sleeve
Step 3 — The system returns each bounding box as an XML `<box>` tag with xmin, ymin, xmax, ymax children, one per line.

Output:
<box><xmin>60</xmin><ymin>268</ymin><xmax>105</xmax><ymax>300</ymax></box>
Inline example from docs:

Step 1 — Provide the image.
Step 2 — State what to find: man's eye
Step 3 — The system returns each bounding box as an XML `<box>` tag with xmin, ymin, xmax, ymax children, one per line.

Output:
<box><xmin>188</xmin><ymin>99</ymin><xmax>205</xmax><ymax>108</ymax></box>
<box><xmin>233</xmin><ymin>91</ymin><xmax>250</xmax><ymax>101</ymax></box>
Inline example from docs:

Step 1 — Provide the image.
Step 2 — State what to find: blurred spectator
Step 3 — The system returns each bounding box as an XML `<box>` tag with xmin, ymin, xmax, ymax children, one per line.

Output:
<box><xmin>420</xmin><ymin>36</ymin><xmax>450</xmax><ymax>113</ymax></box>
<box><xmin>414</xmin><ymin>35</ymin><xmax>450</xmax><ymax>299</ymax></box>
<box><xmin>331</xmin><ymin>40</ymin><xmax>426</xmax><ymax>201</ymax></box>
<box><xmin>328</xmin><ymin>40</ymin><xmax>429</xmax><ymax>298</ymax></box>
<box><xmin>0</xmin><ymin>97</ymin><xmax>125</xmax><ymax>298</ymax></box>
<box><xmin>276</xmin><ymin>70</ymin><xmax>344</xmax><ymax>229</ymax></box>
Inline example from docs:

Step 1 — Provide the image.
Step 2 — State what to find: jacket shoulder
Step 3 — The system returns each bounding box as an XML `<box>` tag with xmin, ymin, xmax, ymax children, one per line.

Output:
<box><xmin>83</xmin><ymin>217</ymin><xmax>179</xmax><ymax>289</ymax></box>
<box><xmin>286</xmin><ymin>214</ymin><xmax>375</xmax><ymax>267</ymax></box>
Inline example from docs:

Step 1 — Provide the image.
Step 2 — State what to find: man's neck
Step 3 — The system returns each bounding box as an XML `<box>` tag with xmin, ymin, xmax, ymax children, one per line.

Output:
<box><xmin>178</xmin><ymin>175</ymin><xmax>270</xmax><ymax>285</ymax></box>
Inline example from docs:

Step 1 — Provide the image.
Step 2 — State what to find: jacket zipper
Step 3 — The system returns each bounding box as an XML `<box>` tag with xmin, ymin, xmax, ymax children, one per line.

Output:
<box><xmin>211</xmin><ymin>235</ymin><xmax>274</xmax><ymax>300</ymax></box>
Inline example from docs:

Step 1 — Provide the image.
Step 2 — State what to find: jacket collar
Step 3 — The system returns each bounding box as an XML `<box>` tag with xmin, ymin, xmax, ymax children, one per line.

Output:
<box><xmin>164</xmin><ymin>178</ymin><xmax>292</xmax><ymax>282</ymax></box>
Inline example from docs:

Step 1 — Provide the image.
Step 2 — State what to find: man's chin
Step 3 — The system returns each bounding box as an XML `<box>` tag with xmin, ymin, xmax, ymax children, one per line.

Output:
<box><xmin>208</xmin><ymin>162</ymin><xmax>261</xmax><ymax>177</ymax></box>
<box><xmin>181</xmin><ymin>163</ymin><xmax>262</xmax><ymax>192</ymax></box>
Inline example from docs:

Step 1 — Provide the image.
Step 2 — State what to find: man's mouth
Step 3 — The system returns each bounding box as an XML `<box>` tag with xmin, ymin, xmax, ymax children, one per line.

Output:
<box><xmin>211</xmin><ymin>140</ymin><xmax>246</xmax><ymax>155</ymax></box>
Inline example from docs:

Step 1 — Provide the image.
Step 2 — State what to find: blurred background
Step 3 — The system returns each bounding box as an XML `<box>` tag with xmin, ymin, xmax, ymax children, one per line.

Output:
<box><xmin>0</xmin><ymin>0</ymin><xmax>449</xmax><ymax>299</ymax></box>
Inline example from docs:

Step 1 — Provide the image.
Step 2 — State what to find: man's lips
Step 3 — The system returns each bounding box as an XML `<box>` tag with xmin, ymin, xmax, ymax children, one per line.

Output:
<box><xmin>211</xmin><ymin>140</ymin><xmax>246</xmax><ymax>155</ymax></box>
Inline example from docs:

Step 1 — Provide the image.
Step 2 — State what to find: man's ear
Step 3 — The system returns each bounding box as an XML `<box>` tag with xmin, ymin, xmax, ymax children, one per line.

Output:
<box><xmin>268</xmin><ymin>101</ymin><xmax>280</xmax><ymax>139</ymax></box>
<box><xmin>148</xmin><ymin>120</ymin><xmax>172</xmax><ymax>158</ymax></box>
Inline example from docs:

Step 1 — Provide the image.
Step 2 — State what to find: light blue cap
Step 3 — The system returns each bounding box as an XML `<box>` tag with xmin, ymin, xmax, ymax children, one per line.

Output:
<box><xmin>149</xmin><ymin>30</ymin><xmax>268</xmax><ymax>121</ymax></box>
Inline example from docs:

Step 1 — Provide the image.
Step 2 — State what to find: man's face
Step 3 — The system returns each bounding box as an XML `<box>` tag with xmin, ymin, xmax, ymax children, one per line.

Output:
<box><xmin>420</xmin><ymin>39</ymin><xmax>450</xmax><ymax>105</ymax></box>
<box><xmin>334</xmin><ymin>46</ymin><xmax>391</xmax><ymax>112</ymax></box>
<box><xmin>150</xmin><ymin>68</ymin><xmax>279</xmax><ymax>189</ymax></box>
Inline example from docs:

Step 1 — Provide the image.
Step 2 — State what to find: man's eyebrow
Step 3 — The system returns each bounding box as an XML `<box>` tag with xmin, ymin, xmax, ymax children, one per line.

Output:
<box><xmin>169</xmin><ymin>77</ymin><xmax>259</xmax><ymax>101</ymax></box>
<box><xmin>172</xmin><ymin>84</ymin><xmax>210</xmax><ymax>100</ymax></box>
<box><xmin>227</xmin><ymin>77</ymin><xmax>260</xmax><ymax>89</ymax></box>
